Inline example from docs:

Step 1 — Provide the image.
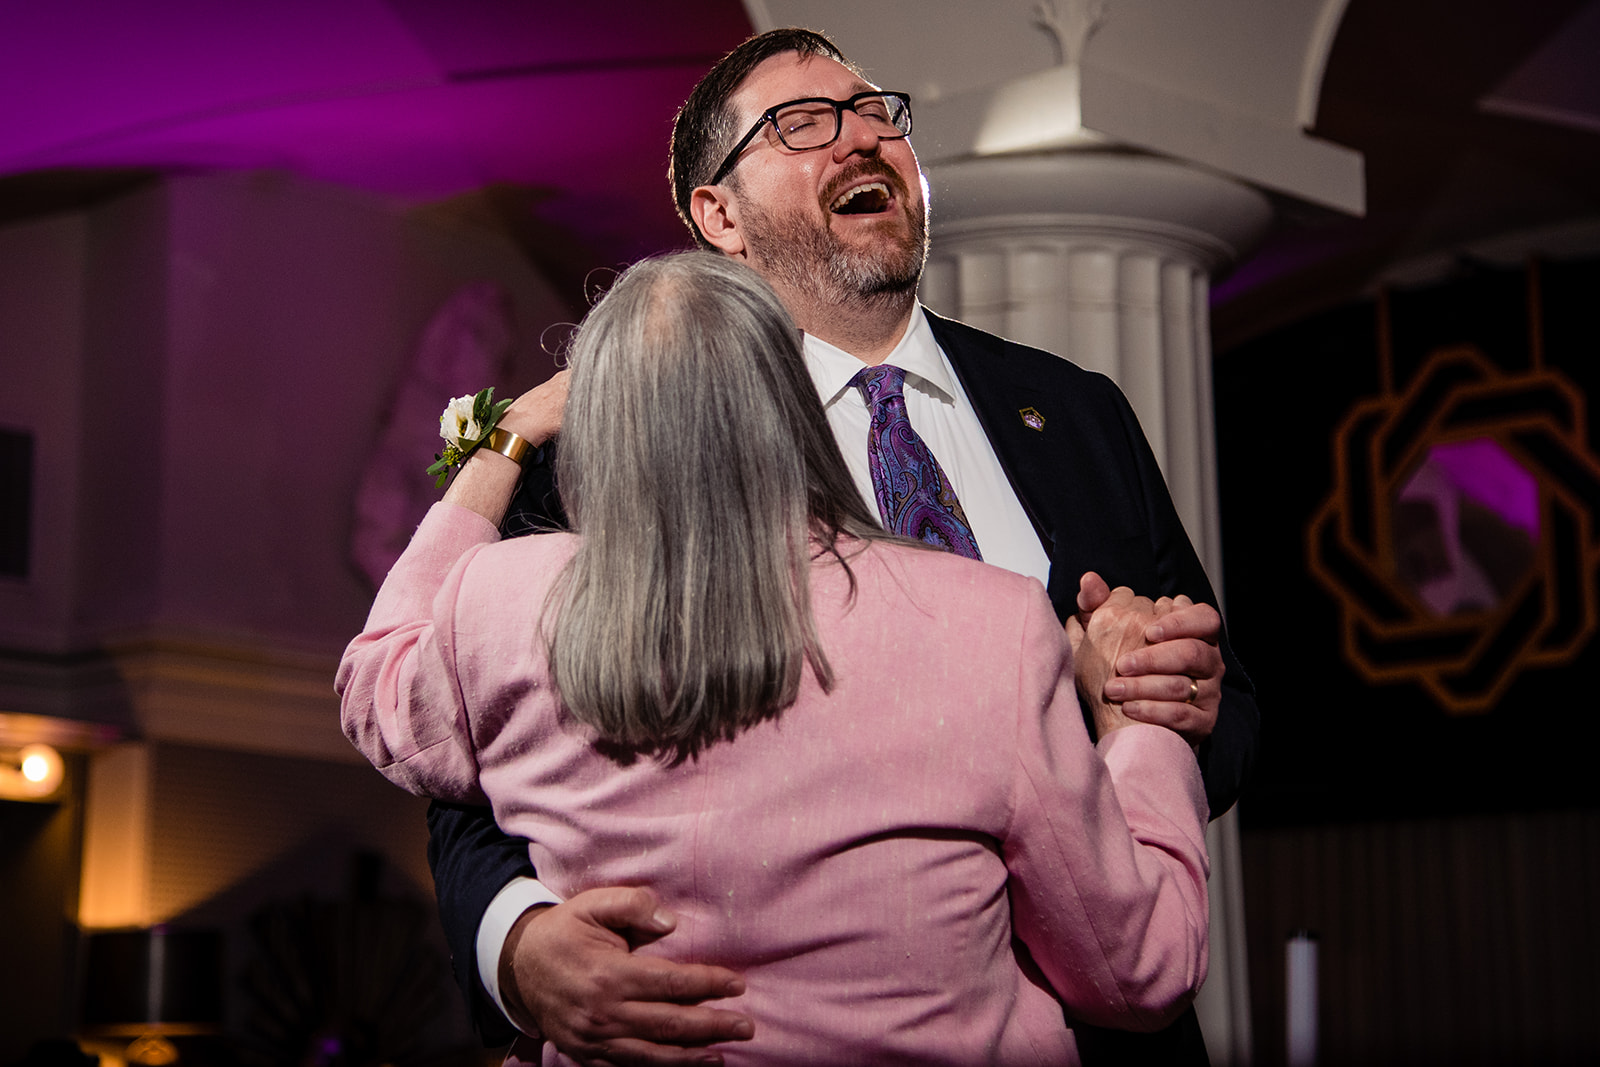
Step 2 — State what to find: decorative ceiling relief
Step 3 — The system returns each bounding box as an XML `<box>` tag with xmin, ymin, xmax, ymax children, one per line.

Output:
<box><xmin>1031</xmin><ymin>0</ymin><xmax>1109</xmax><ymax>68</ymax></box>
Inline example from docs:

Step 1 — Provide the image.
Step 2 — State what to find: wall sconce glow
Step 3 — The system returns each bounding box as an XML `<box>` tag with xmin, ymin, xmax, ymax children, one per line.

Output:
<box><xmin>2</xmin><ymin>742</ymin><xmax>64</xmax><ymax>799</ymax></box>
<box><xmin>23</xmin><ymin>747</ymin><xmax>52</xmax><ymax>781</ymax></box>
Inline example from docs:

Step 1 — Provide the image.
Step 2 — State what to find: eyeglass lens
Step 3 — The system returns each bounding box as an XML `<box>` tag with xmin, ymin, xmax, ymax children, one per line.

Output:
<box><xmin>772</xmin><ymin>94</ymin><xmax>910</xmax><ymax>150</ymax></box>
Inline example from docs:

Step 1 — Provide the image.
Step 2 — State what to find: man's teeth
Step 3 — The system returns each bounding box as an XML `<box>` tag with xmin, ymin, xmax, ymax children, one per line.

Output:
<box><xmin>831</xmin><ymin>182</ymin><xmax>890</xmax><ymax>212</ymax></box>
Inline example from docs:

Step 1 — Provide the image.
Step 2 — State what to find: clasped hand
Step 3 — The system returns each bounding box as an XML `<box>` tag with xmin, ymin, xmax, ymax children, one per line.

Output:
<box><xmin>1066</xmin><ymin>571</ymin><xmax>1223</xmax><ymax>747</ymax></box>
<box><xmin>500</xmin><ymin>887</ymin><xmax>753</xmax><ymax>1066</ymax></box>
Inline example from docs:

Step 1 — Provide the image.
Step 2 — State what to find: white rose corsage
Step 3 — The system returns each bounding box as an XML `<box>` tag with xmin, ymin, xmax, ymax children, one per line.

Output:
<box><xmin>427</xmin><ymin>386</ymin><xmax>514</xmax><ymax>487</ymax></box>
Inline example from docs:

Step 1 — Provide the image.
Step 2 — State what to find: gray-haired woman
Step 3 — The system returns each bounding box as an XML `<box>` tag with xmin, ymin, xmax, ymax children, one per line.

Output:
<box><xmin>340</xmin><ymin>251</ymin><xmax>1210</xmax><ymax>1065</ymax></box>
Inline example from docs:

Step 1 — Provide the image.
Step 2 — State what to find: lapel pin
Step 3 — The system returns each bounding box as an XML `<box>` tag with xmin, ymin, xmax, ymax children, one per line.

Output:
<box><xmin>1019</xmin><ymin>407</ymin><xmax>1045</xmax><ymax>431</ymax></box>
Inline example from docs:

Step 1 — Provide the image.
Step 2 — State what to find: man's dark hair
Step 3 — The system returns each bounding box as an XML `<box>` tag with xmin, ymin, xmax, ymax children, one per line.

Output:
<box><xmin>669</xmin><ymin>28</ymin><xmax>864</xmax><ymax>250</ymax></box>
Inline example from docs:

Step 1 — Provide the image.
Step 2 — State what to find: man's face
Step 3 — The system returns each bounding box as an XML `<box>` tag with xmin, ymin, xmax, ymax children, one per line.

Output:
<box><xmin>721</xmin><ymin>53</ymin><xmax>928</xmax><ymax>307</ymax></box>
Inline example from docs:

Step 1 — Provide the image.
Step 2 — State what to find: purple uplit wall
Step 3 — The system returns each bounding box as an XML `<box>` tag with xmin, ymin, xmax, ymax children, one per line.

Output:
<box><xmin>1</xmin><ymin>1</ymin><xmax>751</xmax><ymax>262</ymax></box>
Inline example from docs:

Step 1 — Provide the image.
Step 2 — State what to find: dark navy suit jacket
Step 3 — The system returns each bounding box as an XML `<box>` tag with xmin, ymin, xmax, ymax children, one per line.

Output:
<box><xmin>425</xmin><ymin>309</ymin><xmax>1259</xmax><ymax>1059</ymax></box>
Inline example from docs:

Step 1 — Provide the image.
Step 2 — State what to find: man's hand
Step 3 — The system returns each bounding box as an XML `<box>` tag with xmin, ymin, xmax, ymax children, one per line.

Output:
<box><xmin>1071</xmin><ymin>572</ymin><xmax>1224</xmax><ymax>747</ymax></box>
<box><xmin>499</xmin><ymin>887</ymin><xmax>753</xmax><ymax>1066</ymax></box>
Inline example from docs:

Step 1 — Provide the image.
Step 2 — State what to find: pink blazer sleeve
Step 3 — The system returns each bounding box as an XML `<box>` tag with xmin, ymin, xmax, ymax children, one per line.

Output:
<box><xmin>336</xmin><ymin>501</ymin><xmax>499</xmax><ymax>803</ymax></box>
<box><xmin>1002</xmin><ymin>587</ymin><xmax>1211</xmax><ymax>1032</ymax></box>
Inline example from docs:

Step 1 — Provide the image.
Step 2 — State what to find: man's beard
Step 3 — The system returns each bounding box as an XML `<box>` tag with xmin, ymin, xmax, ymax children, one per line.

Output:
<box><xmin>737</xmin><ymin>166</ymin><xmax>928</xmax><ymax>309</ymax></box>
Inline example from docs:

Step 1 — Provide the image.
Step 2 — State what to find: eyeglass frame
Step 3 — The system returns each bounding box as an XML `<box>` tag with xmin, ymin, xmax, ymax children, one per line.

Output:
<box><xmin>707</xmin><ymin>90</ymin><xmax>914</xmax><ymax>187</ymax></box>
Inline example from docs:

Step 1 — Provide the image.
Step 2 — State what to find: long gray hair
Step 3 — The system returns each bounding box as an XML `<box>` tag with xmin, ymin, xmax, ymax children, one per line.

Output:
<box><xmin>549</xmin><ymin>251</ymin><xmax>890</xmax><ymax>762</ymax></box>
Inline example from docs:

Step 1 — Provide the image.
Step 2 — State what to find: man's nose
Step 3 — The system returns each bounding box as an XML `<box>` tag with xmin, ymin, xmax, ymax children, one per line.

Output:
<box><xmin>831</xmin><ymin>106</ymin><xmax>882</xmax><ymax>160</ymax></box>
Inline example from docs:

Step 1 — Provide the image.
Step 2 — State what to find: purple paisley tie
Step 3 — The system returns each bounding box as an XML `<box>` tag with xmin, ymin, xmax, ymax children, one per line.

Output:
<box><xmin>851</xmin><ymin>364</ymin><xmax>982</xmax><ymax>560</ymax></box>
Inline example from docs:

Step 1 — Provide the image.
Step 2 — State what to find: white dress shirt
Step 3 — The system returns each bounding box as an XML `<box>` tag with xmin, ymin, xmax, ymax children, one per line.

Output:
<box><xmin>476</xmin><ymin>303</ymin><xmax>1051</xmax><ymax>1019</ymax></box>
<box><xmin>802</xmin><ymin>305</ymin><xmax>1051</xmax><ymax>585</ymax></box>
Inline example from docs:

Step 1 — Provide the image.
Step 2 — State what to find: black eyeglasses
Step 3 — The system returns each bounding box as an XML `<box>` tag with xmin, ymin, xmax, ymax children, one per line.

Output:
<box><xmin>708</xmin><ymin>90</ymin><xmax>913</xmax><ymax>186</ymax></box>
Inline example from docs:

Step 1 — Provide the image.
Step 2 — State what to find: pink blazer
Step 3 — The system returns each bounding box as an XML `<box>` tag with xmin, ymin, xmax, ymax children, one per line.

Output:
<box><xmin>339</xmin><ymin>502</ymin><xmax>1209</xmax><ymax>1066</ymax></box>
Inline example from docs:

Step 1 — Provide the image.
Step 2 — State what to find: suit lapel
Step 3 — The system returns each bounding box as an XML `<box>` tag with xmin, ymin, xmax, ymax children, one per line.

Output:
<box><xmin>924</xmin><ymin>309</ymin><xmax>1062</xmax><ymax>565</ymax></box>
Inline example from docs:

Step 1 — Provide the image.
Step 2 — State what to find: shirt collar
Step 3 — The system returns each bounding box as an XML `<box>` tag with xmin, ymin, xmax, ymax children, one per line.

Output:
<box><xmin>802</xmin><ymin>303</ymin><xmax>959</xmax><ymax>408</ymax></box>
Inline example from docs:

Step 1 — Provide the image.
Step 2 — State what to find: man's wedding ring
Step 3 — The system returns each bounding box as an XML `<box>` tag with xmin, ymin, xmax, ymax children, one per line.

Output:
<box><xmin>1185</xmin><ymin>679</ymin><xmax>1199</xmax><ymax>704</ymax></box>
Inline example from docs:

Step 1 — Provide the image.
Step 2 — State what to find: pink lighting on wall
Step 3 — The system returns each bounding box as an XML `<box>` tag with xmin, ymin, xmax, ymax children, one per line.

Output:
<box><xmin>1393</xmin><ymin>436</ymin><xmax>1540</xmax><ymax>617</ymax></box>
<box><xmin>1424</xmin><ymin>437</ymin><xmax>1540</xmax><ymax>537</ymax></box>
<box><xmin>0</xmin><ymin>1</ymin><xmax>752</xmax><ymax>260</ymax></box>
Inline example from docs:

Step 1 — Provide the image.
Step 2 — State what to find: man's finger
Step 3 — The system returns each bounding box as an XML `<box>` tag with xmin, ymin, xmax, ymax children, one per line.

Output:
<box><xmin>594</xmin><ymin>1020</ymin><xmax>754</xmax><ymax>1067</ymax></box>
<box><xmin>1119</xmin><ymin>698</ymin><xmax>1216</xmax><ymax>742</ymax></box>
<box><xmin>1106</xmin><ymin>671</ymin><xmax>1210</xmax><ymax>707</ymax></box>
<box><xmin>563</xmin><ymin>988</ymin><xmax>754</xmax><ymax>1066</ymax></box>
<box><xmin>1113</xmin><ymin>673</ymin><xmax>1219</xmax><ymax>741</ymax></box>
<box><xmin>613</xmin><ymin>954</ymin><xmax>747</xmax><ymax>1005</ymax></box>
<box><xmin>573</xmin><ymin>885</ymin><xmax>676</xmax><ymax>941</ymax></box>
<box><xmin>600</xmin><ymin>1002</ymin><xmax>755</xmax><ymax>1056</ymax></box>
<box><xmin>1116</xmin><ymin>638</ymin><xmax>1223</xmax><ymax>679</ymax></box>
<box><xmin>1143</xmin><ymin>601</ymin><xmax>1221</xmax><ymax>644</ymax></box>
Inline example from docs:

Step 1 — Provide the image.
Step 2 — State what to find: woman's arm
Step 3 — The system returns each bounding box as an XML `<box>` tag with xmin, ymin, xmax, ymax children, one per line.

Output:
<box><xmin>335</xmin><ymin>498</ymin><xmax>497</xmax><ymax>799</ymax></box>
<box><xmin>336</xmin><ymin>374</ymin><xmax>569</xmax><ymax>795</ymax></box>
<box><xmin>1004</xmin><ymin>586</ymin><xmax>1211</xmax><ymax>1032</ymax></box>
<box><xmin>443</xmin><ymin>370</ymin><xmax>570</xmax><ymax>527</ymax></box>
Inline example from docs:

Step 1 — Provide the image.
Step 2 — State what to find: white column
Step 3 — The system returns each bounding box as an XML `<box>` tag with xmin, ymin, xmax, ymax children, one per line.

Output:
<box><xmin>924</xmin><ymin>150</ymin><xmax>1271</xmax><ymax>1066</ymax></box>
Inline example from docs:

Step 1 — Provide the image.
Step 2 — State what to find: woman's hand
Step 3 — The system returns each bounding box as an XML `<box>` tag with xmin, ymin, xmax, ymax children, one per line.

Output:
<box><xmin>500</xmin><ymin>369</ymin><xmax>571</xmax><ymax>448</ymax></box>
<box><xmin>1066</xmin><ymin>576</ymin><xmax>1159</xmax><ymax>740</ymax></box>
<box><xmin>442</xmin><ymin>371</ymin><xmax>570</xmax><ymax>527</ymax></box>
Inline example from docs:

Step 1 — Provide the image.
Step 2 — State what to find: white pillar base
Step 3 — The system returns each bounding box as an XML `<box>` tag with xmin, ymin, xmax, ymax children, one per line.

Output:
<box><xmin>924</xmin><ymin>149</ymin><xmax>1271</xmax><ymax>1066</ymax></box>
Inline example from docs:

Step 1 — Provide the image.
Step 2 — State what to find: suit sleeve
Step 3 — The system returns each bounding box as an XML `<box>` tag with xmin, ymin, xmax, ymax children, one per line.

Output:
<box><xmin>1003</xmin><ymin>586</ymin><xmax>1211</xmax><ymax>1031</ymax></box>
<box><xmin>923</xmin><ymin>313</ymin><xmax>1259</xmax><ymax>818</ymax></box>
<box><xmin>427</xmin><ymin>801</ymin><xmax>531</xmax><ymax>1047</ymax></box>
<box><xmin>424</xmin><ymin>452</ymin><xmax>566</xmax><ymax>1040</ymax></box>
<box><xmin>501</xmin><ymin>441</ymin><xmax>568</xmax><ymax>536</ymax></box>
<box><xmin>1100</xmin><ymin>381</ymin><xmax>1260</xmax><ymax>818</ymax></box>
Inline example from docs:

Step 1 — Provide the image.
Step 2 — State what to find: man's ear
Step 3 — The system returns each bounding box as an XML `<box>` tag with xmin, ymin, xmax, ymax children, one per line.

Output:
<box><xmin>690</xmin><ymin>186</ymin><xmax>746</xmax><ymax>258</ymax></box>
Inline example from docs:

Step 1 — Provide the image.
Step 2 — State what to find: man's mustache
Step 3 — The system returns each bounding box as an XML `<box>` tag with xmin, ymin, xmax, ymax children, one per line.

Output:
<box><xmin>821</xmin><ymin>159</ymin><xmax>912</xmax><ymax>211</ymax></box>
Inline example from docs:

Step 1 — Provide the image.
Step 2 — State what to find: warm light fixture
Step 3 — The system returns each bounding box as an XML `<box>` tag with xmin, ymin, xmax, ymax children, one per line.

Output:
<box><xmin>1</xmin><ymin>741</ymin><xmax>64</xmax><ymax>799</ymax></box>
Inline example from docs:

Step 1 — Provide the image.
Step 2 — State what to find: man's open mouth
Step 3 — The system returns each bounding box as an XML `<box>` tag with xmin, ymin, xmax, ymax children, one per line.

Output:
<box><xmin>830</xmin><ymin>181</ymin><xmax>892</xmax><ymax>215</ymax></box>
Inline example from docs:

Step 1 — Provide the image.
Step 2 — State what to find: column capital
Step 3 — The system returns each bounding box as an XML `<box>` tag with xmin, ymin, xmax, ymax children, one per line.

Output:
<box><xmin>927</xmin><ymin>150</ymin><xmax>1274</xmax><ymax>274</ymax></box>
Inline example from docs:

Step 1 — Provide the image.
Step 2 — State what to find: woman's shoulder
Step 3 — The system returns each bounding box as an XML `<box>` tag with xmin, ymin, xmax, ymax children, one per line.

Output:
<box><xmin>491</xmin><ymin>528</ymin><xmax>580</xmax><ymax>560</ymax></box>
<box><xmin>830</xmin><ymin>538</ymin><xmax>1053</xmax><ymax>623</ymax></box>
<box><xmin>860</xmin><ymin>538</ymin><xmax>1043</xmax><ymax>590</ymax></box>
<box><xmin>458</xmin><ymin>530</ymin><xmax>581</xmax><ymax>604</ymax></box>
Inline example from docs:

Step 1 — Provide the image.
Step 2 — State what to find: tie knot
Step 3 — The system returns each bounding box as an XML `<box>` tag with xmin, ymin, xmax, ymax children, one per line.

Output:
<box><xmin>850</xmin><ymin>363</ymin><xmax>907</xmax><ymax>407</ymax></box>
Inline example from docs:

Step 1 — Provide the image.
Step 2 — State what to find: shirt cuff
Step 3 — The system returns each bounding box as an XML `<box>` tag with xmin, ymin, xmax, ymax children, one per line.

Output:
<box><xmin>476</xmin><ymin>876</ymin><xmax>567</xmax><ymax>1028</ymax></box>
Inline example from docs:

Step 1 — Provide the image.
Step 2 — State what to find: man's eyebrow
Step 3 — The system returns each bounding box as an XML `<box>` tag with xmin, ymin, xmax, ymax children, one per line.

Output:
<box><xmin>763</xmin><ymin>83</ymin><xmax>878</xmax><ymax>108</ymax></box>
